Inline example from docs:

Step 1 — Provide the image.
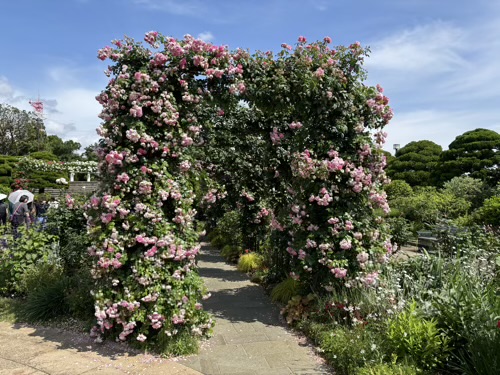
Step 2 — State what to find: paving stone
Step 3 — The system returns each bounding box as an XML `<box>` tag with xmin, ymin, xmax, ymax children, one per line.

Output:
<box><xmin>0</xmin><ymin>357</ymin><xmax>40</xmax><ymax>374</ymax></box>
<box><xmin>26</xmin><ymin>350</ymin><xmax>101</xmax><ymax>374</ymax></box>
<box><xmin>81</xmin><ymin>367</ymin><xmax>128</xmax><ymax>374</ymax></box>
<box><xmin>0</xmin><ymin>369</ymin><xmax>45</xmax><ymax>375</ymax></box>
<box><xmin>254</xmin><ymin>369</ymin><xmax>293</xmax><ymax>375</ymax></box>
<box><xmin>241</xmin><ymin>340</ymin><xmax>293</xmax><ymax>356</ymax></box>
<box><xmin>207</xmin><ymin>333</ymin><xmax>227</xmax><ymax>345</ymax></box>
<box><xmin>199</xmin><ymin>358</ymin><xmax>221</xmax><ymax>374</ymax></box>
<box><xmin>0</xmin><ymin>339</ymin><xmax>55</xmax><ymax>363</ymax></box>
<box><xmin>222</xmin><ymin>332</ymin><xmax>269</xmax><ymax>344</ymax></box>
<box><xmin>216</xmin><ymin>356</ymin><xmax>271</xmax><ymax>373</ymax></box>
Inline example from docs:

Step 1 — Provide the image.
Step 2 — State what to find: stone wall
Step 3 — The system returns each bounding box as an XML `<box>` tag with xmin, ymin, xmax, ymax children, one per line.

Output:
<box><xmin>35</xmin><ymin>181</ymin><xmax>100</xmax><ymax>198</ymax></box>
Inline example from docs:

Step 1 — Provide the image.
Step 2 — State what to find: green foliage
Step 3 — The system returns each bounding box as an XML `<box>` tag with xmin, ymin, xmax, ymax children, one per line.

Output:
<box><xmin>0</xmin><ymin>297</ymin><xmax>24</xmax><ymax>322</ymax></box>
<box><xmin>46</xmin><ymin>135</ymin><xmax>82</xmax><ymax>161</ymax></box>
<box><xmin>439</xmin><ymin>128</ymin><xmax>500</xmax><ymax>185</ymax></box>
<box><xmin>215</xmin><ymin>210</ymin><xmax>243</xmax><ymax>248</ymax></box>
<box><xmin>386</xmin><ymin>140</ymin><xmax>442</xmax><ymax>186</ymax></box>
<box><xmin>388</xmin><ymin>227</ymin><xmax>500</xmax><ymax>372</ymax></box>
<box><xmin>384</xmin><ymin>180</ymin><xmax>413</xmax><ymax>200</ymax></box>
<box><xmin>442</xmin><ymin>176</ymin><xmax>487</xmax><ymax>210</ymax></box>
<box><xmin>386</xmin><ymin>217</ymin><xmax>412</xmax><ymax>247</ymax></box>
<box><xmin>29</xmin><ymin>151</ymin><xmax>59</xmax><ymax>161</ymax></box>
<box><xmin>0</xmin><ymin>155</ymin><xmax>19</xmax><ymax>189</ymax></box>
<box><xmin>221</xmin><ymin>244</ymin><xmax>242</xmax><ymax>263</ymax></box>
<box><xmin>0</xmin><ymin>184</ymin><xmax>10</xmax><ymax>195</ymax></box>
<box><xmin>210</xmin><ymin>210</ymin><xmax>245</xmax><ymax>262</ymax></box>
<box><xmin>0</xmin><ymin>104</ymin><xmax>47</xmax><ymax>155</ymax></box>
<box><xmin>356</xmin><ymin>363</ymin><xmax>419</xmax><ymax>375</ymax></box>
<box><xmin>0</xmin><ymin>228</ymin><xmax>58</xmax><ymax>294</ymax></box>
<box><xmin>432</xmin><ymin>272</ymin><xmax>499</xmax><ymax>350</ymax></box>
<box><xmin>270</xmin><ymin>277</ymin><xmax>301</xmax><ymax>304</ymax></box>
<box><xmin>282</xmin><ymin>294</ymin><xmax>316</xmax><ymax>325</ymax></box>
<box><xmin>475</xmin><ymin>196</ymin><xmax>500</xmax><ymax>226</ymax></box>
<box><xmin>237</xmin><ymin>252</ymin><xmax>263</xmax><ymax>273</ymax></box>
<box><xmin>316</xmin><ymin>325</ymin><xmax>385</xmax><ymax>375</ymax></box>
<box><xmin>152</xmin><ymin>328</ymin><xmax>201</xmax><ymax>356</ymax></box>
<box><xmin>45</xmin><ymin>204</ymin><xmax>92</xmax><ymax>273</ymax></box>
<box><xmin>210</xmin><ymin>234</ymin><xmax>225</xmax><ymax>248</ymax></box>
<box><xmin>386</xmin><ymin>302</ymin><xmax>450</xmax><ymax>371</ymax></box>
<box><xmin>81</xmin><ymin>142</ymin><xmax>99</xmax><ymax>161</ymax></box>
<box><xmin>457</xmin><ymin>330</ymin><xmax>500</xmax><ymax>375</ymax></box>
<box><xmin>249</xmin><ymin>269</ymin><xmax>268</xmax><ymax>284</ymax></box>
<box><xmin>65</xmin><ymin>268</ymin><xmax>94</xmax><ymax>321</ymax></box>
<box><xmin>17</xmin><ymin>263</ymin><xmax>69</xmax><ymax>322</ymax></box>
<box><xmin>390</xmin><ymin>186</ymin><xmax>470</xmax><ymax>226</ymax></box>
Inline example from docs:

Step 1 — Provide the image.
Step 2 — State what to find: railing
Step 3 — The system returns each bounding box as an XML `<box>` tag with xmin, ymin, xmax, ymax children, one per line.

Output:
<box><xmin>417</xmin><ymin>226</ymin><xmax>461</xmax><ymax>251</ymax></box>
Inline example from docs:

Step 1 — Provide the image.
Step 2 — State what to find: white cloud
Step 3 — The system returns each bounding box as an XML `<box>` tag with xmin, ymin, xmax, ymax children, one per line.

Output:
<box><xmin>0</xmin><ymin>76</ymin><xmax>29</xmax><ymax>109</ymax></box>
<box><xmin>384</xmin><ymin>109</ymin><xmax>500</xmax><ymax>153</ymax></box>
<box><xmin>45</xmin><ymin>87</ymin><xmax>102</xmax><ymax>147</ymax></box>
<box><xmin>47</xmin><ymin>66</ymin><xmax>78</xmax><ymax>84</ymax></box>
<box><xmin>0</xmin><ymin>76</ymin><xmax>15</xmax><ymax>99</ymax></box>
<box><xmin>0</xmin><ymin>75</ymin><xmax>101</xmax><ymax>149</ymax></box>
<box><xmin>197</xmin><ymin>31</ymin><xmax>214</xmax><ymax>42</ymax></box>
<box><xmin>366</xmin><ymin>22</ymin><xmax>467</xmax><ymax>75</ymax></box>
<box><xmin>366</xmin><ymin>19</ymin><xmax>500</xmax><ymax>154</ymax></box>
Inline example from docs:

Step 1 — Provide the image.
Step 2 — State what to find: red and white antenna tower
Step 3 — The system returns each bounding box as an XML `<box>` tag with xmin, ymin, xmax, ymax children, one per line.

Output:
<box><xmin>29</xmin><ymin>94</ymin><xmax>44</xmax><ymax>119</ymax></box>
<box><xmin>29</xmin><ymin>95</ymin><xmax>46</xmax><ymax>144</ymax></box>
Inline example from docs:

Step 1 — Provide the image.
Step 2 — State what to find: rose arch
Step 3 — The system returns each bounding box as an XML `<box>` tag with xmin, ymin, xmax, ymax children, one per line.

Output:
<box><xmin>87</xmin><ymin>32</ymin><xmax>393</xmax><ymax>353</ymax></box>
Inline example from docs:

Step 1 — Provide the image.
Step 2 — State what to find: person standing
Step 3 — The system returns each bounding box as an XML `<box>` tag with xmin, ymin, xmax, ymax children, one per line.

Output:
<box><xmin>0</xmin><ymin>200</ymin><xmax>8</xmax><ymax>225</ymax></box>
<box><xmin>11</xmin><ymin>195</ymin><xmax>30</xmax><ymax>239</ymax></box>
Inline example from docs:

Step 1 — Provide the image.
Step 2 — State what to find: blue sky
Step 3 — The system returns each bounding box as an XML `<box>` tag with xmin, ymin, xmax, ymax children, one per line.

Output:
<box><xmin>1</xmin><ymin>0</ymin><xmax>499</xmax><ymax>153</ymax></box>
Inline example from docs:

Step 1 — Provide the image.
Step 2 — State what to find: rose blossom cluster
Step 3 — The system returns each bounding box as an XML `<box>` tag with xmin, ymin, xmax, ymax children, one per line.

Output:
<box><xmin>89</xmin><ymin>32</ymin><xmax>256</xmax><ymax>345</ymax></box>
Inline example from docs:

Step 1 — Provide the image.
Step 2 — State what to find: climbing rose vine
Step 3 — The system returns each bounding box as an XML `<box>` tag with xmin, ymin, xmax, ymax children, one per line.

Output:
<box><xmin>89</xmin><ymin>31</ymin><xmax>393</xmax><ymax>351</ymax></box>
<box><xmin>201</xmin><ymin>36</ymin><xmax>393</xmax><ymax>290</ymax></box>
<box><xmin>87</xmin><ymin>32</ymin><xmax>249</xmax><ymax>350</ymax></box>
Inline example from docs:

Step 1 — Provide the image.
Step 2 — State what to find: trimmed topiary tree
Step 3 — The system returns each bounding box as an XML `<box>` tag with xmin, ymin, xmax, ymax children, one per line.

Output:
<box><xmin>439</xmin><ymin>128</ymin><xmax>500</xmax><ymax>185</ymax></box>
<box><xmin>386</xmin><ymin>140</ymin><xmax>442</xmax><ymax>187</ymax></box>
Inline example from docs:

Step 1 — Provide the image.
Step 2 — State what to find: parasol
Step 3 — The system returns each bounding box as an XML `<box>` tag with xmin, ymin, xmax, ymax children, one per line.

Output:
<box><xmin>8</xmin><ymin>190</ymin><xmax>34</xmax><ymax>204</ymax></box>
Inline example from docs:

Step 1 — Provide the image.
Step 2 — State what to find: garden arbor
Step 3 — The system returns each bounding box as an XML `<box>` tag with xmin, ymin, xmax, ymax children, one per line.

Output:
<box><xmin>89</xmin><ymin>32</ymin><xmax>393</xmax><ymax>352</ymax></box>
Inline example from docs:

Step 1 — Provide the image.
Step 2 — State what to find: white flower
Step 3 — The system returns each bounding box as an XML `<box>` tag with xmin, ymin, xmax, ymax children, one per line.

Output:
<box><xmin>136</xmin><ymin>334</ymin><xmax>147</xmax><ymax>342</ymax></box>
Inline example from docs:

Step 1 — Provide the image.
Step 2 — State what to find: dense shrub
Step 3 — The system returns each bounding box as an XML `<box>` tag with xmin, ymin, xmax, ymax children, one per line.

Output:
<box><xmin>386</xmin><ymin>302</ymin><xmax>450</xmax><ymax>371</ymax></box>
<box><xmin>475</xmin><ymin>196</ymin><xmax>500</xmax><ymax>226</ymax></box>
<box><xmin>45</xmin><ymin>202</ymin><xmax>92</xmax><ymax>273</ymax></box>
<box><xmin>0</xmin><ymin>228</ymin><xmax>58</xmax><ymax>295</ymax></box>
<box><xmin>356</xmin><ymin>363</ymin><xmax>419</xmax><ymax>375</ymax></box>
<box><xmin>317</xmin><ymin>325</ymin><xmax>385</xmax><ymax>375</ymax></box>
<box><xmin>18</xmin><ymin>264</ymin><xmax>69</xmax><ymax>322</ymax></box>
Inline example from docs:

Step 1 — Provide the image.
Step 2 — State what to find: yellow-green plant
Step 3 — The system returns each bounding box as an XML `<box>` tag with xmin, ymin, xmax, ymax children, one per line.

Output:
<box><xmin>237</xmin><ymin>252</ymin><xmax>263</xmax><ymax>273</ymax></box>
<box><xmin>271</xmin><ymin>277</ymin><xmax>301</xmax><ymax>304</ymax></box>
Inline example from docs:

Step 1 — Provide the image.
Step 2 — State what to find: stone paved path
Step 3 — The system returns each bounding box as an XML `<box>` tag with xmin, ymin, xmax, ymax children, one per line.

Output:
<box><xmin>0</xmin><ymin>321</ymin><xmax>200</xmax><ymax>374</ymax></box>
<box><xmin>178</xmin><ymin>241</ymin><xmax>331</xmax><ymax>375</ymax></box>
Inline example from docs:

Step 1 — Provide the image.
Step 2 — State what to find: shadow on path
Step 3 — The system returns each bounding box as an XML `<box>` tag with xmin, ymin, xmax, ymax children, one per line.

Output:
<box><xmin>179</xmin><ymin>241</ymin><xmax>331</xmax><ymax>375</ymax></box>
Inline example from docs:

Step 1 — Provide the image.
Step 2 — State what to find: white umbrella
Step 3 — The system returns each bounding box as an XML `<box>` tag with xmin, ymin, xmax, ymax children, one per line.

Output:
<box><xmin>8</xmin><ymin>190</ymin><xmax>34</xmax><ymax>204</ymax></box>
<box><xmin>0</xmin><ymin>193</ymin><xmax>7</xmax><ymax>201</ymax></box>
